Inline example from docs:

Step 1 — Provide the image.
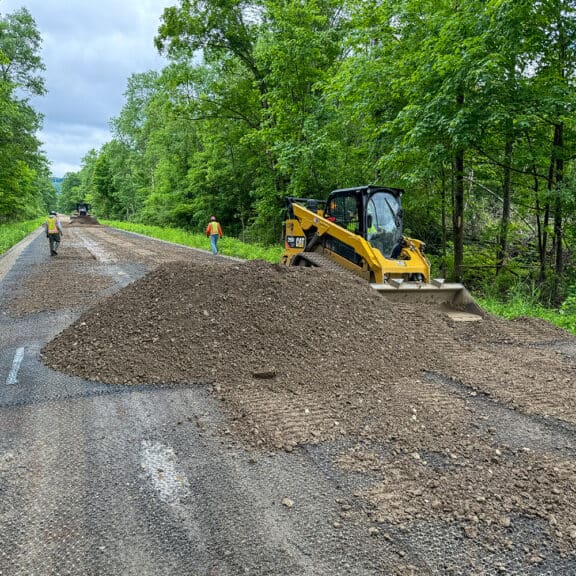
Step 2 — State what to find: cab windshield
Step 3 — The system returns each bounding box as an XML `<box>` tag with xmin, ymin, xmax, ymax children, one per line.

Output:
<box><xmin>366</xmin><ymin>192</ymin><xmax>403</xmax><ymax>258</ymax></box>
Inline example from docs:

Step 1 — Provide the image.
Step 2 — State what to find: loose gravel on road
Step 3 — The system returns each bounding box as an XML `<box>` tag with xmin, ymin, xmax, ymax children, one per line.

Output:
<box><xmin>2</xmin><ymin>223</ymin><xmax>576</xmax><ymax>575</ymax></box>
<box><xmin>41</xmin><ymin>250</ymin><xmax>576</xmax><ymax>570</ymax></box>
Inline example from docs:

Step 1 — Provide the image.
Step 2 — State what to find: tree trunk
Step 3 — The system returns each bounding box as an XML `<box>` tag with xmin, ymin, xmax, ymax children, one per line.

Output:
<box><xmin>540</xmin><ymin>150</ymin><xmax>556</xmax><ymax>282</ymax></box>
<box><xmin>496</xmin><ymin>130</ymin><xmax>513</xmax><ymax>275</ymax></box>
<box><xmin>533</xmin><ymin>166</ymin><xmax>546</xmax><ymax>283</ymax></box>
<box><xmin>452</xmin><ymin>87</ymin><xmax>466</xmax><ymax>283</ymax></box>
<box><xmin>441</xmin><ymin>168</ymin><xmax>448</xmax><ymax>279</ymax></box>
<box><xmin>552</xmin><ymin>122</ymin><xmax>564</xmax><ymax>303</ymax></box>
<box><xmin>453</xmin><ymin>147</ymin><xmax>465</xmax><ymax>282</ymax></box>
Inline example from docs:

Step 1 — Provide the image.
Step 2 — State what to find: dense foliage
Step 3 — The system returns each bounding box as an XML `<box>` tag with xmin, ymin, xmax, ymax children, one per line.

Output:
<box><xmin>0</xmin><ymin>8</ymin><xmax>55</xmax><ymax>221</ymax></box>
<box><xmin>61</xmin><ymin>0</ymin><xmax>576</xmax><ymax>304</ymax></box>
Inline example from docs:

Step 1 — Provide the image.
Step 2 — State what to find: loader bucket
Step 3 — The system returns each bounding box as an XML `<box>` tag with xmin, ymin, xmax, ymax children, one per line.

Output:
<box><xmin>370</xmin><ymin>279</ymin><xmax>484</xmax><ymax>321</ymax></box>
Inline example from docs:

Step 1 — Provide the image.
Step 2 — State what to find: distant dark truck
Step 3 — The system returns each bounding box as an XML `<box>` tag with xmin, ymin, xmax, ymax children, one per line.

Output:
<box><xmin>70</xmin><ymin>202</ymin><xmax>99</xmax><ymax>225</ymax></box>
<box><xmin>76</xmin><ymin>202</ymin><xmax>91</xmax><ymax>216</ymax></box>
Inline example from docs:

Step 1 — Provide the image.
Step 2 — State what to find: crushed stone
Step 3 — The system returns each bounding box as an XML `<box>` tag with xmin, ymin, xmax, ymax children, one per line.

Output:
<box><xmin>41</xmin><ymin>257</ymin><xmax>576</xmax><ymax>554</ymax></box>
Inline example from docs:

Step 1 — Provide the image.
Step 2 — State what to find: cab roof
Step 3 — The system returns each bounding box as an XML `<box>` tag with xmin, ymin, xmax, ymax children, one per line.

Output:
<box><xmin>329</xmin><ymin>185</ymin><xmax>404</xmax><ymax>198</ymax></box>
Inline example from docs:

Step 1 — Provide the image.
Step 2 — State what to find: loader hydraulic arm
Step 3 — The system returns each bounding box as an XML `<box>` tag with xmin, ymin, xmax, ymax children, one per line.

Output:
<box><xmin>290</xmin><ymin>201</ymin><xmax>393</xmax><ymax>282</ymax></box>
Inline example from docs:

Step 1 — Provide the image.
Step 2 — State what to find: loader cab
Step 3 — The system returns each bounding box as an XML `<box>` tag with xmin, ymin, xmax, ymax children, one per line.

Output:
<box><xmin>76</xmin><ymin>202</ymin><xmax>91</xmax><ymax>216</ymax></box>
<box><xmin>365</xmin><ymin>188</ymin><xmax>404</xmax><ymax>258</ymax></box>
<box><xmin>324</xmin><ymin>186</ymin><xmax>404</xmax><ymax>259</ymax></box>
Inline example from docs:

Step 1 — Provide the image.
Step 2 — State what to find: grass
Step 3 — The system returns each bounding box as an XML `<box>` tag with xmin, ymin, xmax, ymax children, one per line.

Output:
<box><xmin>0</xmin><ymin>218</ymin><xmax>44</xmax><ymax>256</ymax></box>
<box><xmin>478</xmin><ymin>295</ymin><xmax>576</xmax><ymax>336</ymax></box>
<box><xmin>102</xmin><ymin>220</ymin><xmax>284</xmax><ymax>263</ymax></box>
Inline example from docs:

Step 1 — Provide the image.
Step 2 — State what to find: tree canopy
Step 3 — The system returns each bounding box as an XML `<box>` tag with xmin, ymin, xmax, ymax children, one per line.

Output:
<box><xmin>53</xmin><ymin>1</ymin><xmax>576</xmax><ymax>302</ymax></box>
<box><xmin>0</xmin><ymin>7</ymin><xmax>54</xmax><ymax>221</ymax></box>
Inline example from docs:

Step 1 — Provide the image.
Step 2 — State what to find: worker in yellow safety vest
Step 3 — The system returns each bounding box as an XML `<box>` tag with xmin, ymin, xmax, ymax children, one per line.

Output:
<box><xmin>346</xmin><ymin>210</ymin><xmax>358</xmax><ymax>233</ymax></box>
<box><xmin>205</xmin><ymin>216</ymin><xmax>223</xmax><ymax>254</ymax></box>
<box><xmin>45</xmin><ymin>211</ymin><xmax>64</xmax><ymax>256</ymax></box>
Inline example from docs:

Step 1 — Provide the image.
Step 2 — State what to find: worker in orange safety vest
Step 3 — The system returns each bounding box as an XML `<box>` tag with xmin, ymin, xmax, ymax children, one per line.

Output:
<box><xmin>205</xmin><ymin>216</ymin><xmax>223</xmax><ymax>254</ymax></box>
<box><xmin>45</xmin><ymin>211</ymin><xmax>64</xmax><ymax>256</ymax></box>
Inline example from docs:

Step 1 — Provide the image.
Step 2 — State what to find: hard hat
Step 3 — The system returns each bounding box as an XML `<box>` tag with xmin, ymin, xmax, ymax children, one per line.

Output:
<box><xmin>49</xmin><ymin>211</ymin><xmax>56</xmax><ymax>215</ymax></box>
<box><xmin>210</xmin><ymin>216</ymin><xmax>216</xmax><ymax>221</ymax></box>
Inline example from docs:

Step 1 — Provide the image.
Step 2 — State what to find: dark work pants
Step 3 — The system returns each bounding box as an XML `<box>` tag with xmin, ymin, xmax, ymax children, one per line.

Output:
<box><xmin>48</xmin><ymin>233</ymin><xmax>61</xmax><ymax>254</ymax></box>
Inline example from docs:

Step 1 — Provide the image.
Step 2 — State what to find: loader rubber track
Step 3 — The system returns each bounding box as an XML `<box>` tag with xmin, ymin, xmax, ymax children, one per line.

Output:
<box><xmin>293</xmin><ymin>251</ymin><xmax>349</xmax><ymax>275</ymax></box>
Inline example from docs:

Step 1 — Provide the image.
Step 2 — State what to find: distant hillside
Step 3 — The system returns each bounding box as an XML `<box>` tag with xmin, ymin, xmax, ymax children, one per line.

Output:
<box><xmin>51</xmin><ymin>177</ymin><xmax>63</xmax><ymax>193</ymax></box>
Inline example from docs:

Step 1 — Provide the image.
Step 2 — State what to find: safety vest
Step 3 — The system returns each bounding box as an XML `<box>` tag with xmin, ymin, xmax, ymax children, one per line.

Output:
<box><xmin>208</xmin><ymin>221</ymin><xmax>219</xmax><ymax>235</ymax></box>
<box><xmin>47</xmin><ymin>216</ymin><xmax>59</xmax><ymax>234</ymax></box>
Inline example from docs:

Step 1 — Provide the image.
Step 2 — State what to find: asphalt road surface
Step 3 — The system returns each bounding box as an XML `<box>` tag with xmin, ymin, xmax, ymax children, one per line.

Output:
<box><xmin>1</xmin><ymin>224</ymin><xmax>576</xmax><ymax>576</ymax></box>
<box><xmin>0</xmin><ymin>225</ymin><xmax>400</xmax><ymax>576</ymax></box>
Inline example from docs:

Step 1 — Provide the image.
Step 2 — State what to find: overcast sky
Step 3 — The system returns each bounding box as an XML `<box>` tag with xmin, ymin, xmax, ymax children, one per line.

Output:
<box><xmin>1</xmin><ymin>0</ymin><xmax>175</xmax><ymax>177</ymax></box>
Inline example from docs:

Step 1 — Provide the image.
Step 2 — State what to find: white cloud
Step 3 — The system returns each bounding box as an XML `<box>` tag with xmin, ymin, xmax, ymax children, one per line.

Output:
<box><xmin>1</xmin><ymin>0</ymin><xmax>174</xmax><ymax>177</ymax></box>
<box><xmin>39</xmin><ymin>123</ymin><xmax>111</xmax><ymax>177</ymax></box>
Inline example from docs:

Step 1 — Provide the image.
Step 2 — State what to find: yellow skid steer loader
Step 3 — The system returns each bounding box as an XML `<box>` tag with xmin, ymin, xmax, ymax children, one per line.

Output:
<box><xmin>282</xmin><ymin>185</ymin><xmax>483</xmax><ymax>321</ymax></box>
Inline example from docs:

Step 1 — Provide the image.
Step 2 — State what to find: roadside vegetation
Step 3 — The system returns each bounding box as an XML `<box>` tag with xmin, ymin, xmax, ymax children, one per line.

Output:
<box><xmin>479</xmin><ymin>293</ymin><xmax>576</xmax><ymax>336</ymax></box>
<box><xmin>0</xmin><ymin>9</ymin><xmax>55</xmax><ymax>222</ymax></box>
<box><xmin>103</xmin><ymin>220</ymin><xmax>284</xmax><ymax>263</ymax></box>
<box><xmin>0</xmin><ymin>219</ymin><xmax>44</xmax><ymax>256</ymax></box>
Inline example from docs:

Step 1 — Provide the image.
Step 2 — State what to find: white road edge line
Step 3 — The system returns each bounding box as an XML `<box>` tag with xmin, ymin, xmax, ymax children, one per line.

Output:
<box><xmin>6</xmin><ymin>347</ymin><xmax>25</xmax><ymax>386</ymax></box>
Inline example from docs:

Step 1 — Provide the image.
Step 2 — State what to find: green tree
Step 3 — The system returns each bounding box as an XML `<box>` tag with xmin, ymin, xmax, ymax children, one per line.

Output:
<box><xmin>0</xmin><ymin>7</ymin><xmax>49</xmax><ymax>221</ymax></box>
<box><xmin>71</xmin><ymin>0</ymin><xmax>576</xmax><ymax>308</ymax></box>
<box><xmin>58</xmin><ymin>172</ymin><xmax>83</xmax><ymax>213</ymax></box>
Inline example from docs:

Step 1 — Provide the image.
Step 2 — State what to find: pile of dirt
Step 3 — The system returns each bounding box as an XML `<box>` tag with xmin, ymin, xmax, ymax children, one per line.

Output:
<box><xmin>66</xmin><ymin>216</ymin><xmax>100</xmax><ymax>226</ymax></box>
<box><xmin>42</xmin><ymin>258</ymin><xmax>437</xmax><ymax>386</ymax></box>
<box><xmin>41</xmin><ymin>258</ymin><xmax>576</xmax><ymax>553</ymax></box>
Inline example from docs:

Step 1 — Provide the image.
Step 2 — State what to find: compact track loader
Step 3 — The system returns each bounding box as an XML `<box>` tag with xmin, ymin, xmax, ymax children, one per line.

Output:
<box><xmin>70</xmin><ymin>202</ymin><xmax>99</xmax><ymax>225</ymax></box>
<box><xmin>283</xmin><ymin>185</ymin><xmax>483</xmax><ymax>321</ymax></box>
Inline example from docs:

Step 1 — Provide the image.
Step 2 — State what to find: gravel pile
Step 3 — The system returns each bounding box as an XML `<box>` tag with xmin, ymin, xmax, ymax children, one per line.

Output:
<box><xmin>66</xmin><ymin>216</ymin><xmax>100</xmax><ymax>226</ymax></box>
<box><xmin>41</xmin><ymin>258</ymin><xmax>576</xmax><ymax>557</ymax></box>
<box><xmin>42</xmin><ymin>258</ymin><xmax>436</xmax><ymax>386</ymax></box>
